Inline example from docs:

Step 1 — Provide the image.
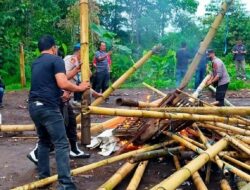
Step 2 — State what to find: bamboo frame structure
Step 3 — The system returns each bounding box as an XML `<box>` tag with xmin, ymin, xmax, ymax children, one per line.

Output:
<box><xmin>179</xmin><ymin>0</ymin><xmax>234</xmax><ymax>89</ymax></box>
<box><xmin>150</xmin><ymin>138</ymin><xmax>228</xmax><ymax>190</ymax></box>
<box><xmin>89</xmin><ymin>106</ymin><xmax>249</xmax><ymax>125</ymax></box>
<box><xmin>126</xmin><ymin>160</ymin><xmax>149</xmax><ymax>190</ymax></box>
<box><xmin>12</xmin><ymin>141</ymin><xmax>175</xmax><ymax>189</ymax></box>
<box><xmin>97</xmin><ymin>162</ymin><xmax>137</xmax><ymax>190</ymax></box>
<box><xmin>80</xmin><ymin>0</ymin><xmax>91</xmax><ymax>144</ymax></box>
<box><xmin>145</xmin><ymin>106</ymin><xmax>250</xmax><ymax>117</ymax></box>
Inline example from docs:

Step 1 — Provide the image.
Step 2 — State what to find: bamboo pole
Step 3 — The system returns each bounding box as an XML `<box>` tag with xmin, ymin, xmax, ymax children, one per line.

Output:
<box><xmin>215</xmin><ymin>131</ymin><xmax>250</xmax><ymax>156</ymax></box>
<box><xmin>234</xmin><ymin>135</ymin><xmax>250</xmax><ymax>144</ymax></box>
<box><xmin>194</xmin><ymin>125</ymin><xmax>229</xmax><ymax>177</ymax></box>
<box><xmin>80</xmin><ymin>0</ymin><xmax>91</xmax><ymax>145</ymax></box>
<box><xmin>191</xmin><ymin>75</ymin><xmax>211</xmax><ymax>100</ymax></box>
<box><xmin>130</xmin><ymin>147</ymin><xmax>185</xmax><ymax>163</ymax></box>
<box><xmin>97</xmin><ymin>162</ymin><xmax>137</xmax><ymax>190</ymax></box>
<box><xmin>0</xmin><ymin>123</ymin><xmax>100</xmax><ymax>132</ymax></box>
<box><xmin>89</xmin><ymin>106</ymin><xmax>248</xmax><ymax>125</ymax></box>
<box><xmin>150</xmin><ymin>138</ymin><xmax>228</xmax><ymax>190</ymax></box>
<box><xmin>205</xmin><ymin>122</ymin><xmax>250</xmax><ymax>136</ymax></box>
<box><xmin>126</xmin><ymin>161</ymin><xmax>149</xmax><ymax>190</ymax></box>
<box><xmin>173</xmin><ymin>155</ymin><xmax>208</xmax><ymax>190</ymax></box>
<box><xmin>19</xmin><ymin>43</ymin><xmax>26</xmax><ymax>87</ymax></box>
<box><xmin>220</xmin><ymin>179</ymin><xmax>232</xmax><ymax>190</ymax></box>
<box><xmin>220</xmin><ymin>154</ymin><xmax>250</xmax><ymax>171</ymax></box>
<box><xmin>179</xmin><ymin>0</ymin><xmax>234</xmax><ymax>89</ymax></box>
<box><xmin>219</xmin><ymin>151</ymin><xmax>249</xmax><ymax>159</ymax></box>
<box><xmin>145</xmin><ymin>106</ymin><xmax>250</xmax><ymax>117</ymax></box>
<box><xmin>12</xmin><ymin>141</ymin><xmax>175</xmax><ymax>190</ymax></box>
<box><xmin>0</xmin><ymin>124</ymin><xmax>35</xmax><ymax>132</ymax></box>
<box><xmin>142</xmin><ymin>82</ymin><xmax>166</xmax><ymax>97</ymax></box>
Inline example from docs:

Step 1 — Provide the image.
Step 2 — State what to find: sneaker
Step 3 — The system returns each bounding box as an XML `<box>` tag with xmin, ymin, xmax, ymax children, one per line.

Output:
<box><xmin>27</xmin><ymin>143</ymin><xmax>54</xmax><ymax>166</ymax></box>
<box><xmin>27</xmin><ymin>144</ymin><xmax>38</xmax><ymax>165</ymax></box>
<box><xmin>70</xmin><ymin>143</ymin><xmax>90</xmax><ymax>159</ymax></box>
<box><xmin>236</xmin><ymin>77</ymin><xmax>241</xmax><ymax>80</ymax></box>
<box><xmin>243</xmin><ymin>77</ymin><xmax>247</xmax><ymax>81</ymax></box>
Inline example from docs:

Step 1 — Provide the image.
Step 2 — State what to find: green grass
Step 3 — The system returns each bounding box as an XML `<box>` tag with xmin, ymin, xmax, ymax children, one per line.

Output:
<box><xmin>6</xmin><ymin>82</ymin><xmax>30</xmax><ymax>92</ymax></box>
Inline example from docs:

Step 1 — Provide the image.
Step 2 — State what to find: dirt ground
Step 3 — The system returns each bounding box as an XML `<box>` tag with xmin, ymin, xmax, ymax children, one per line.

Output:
<box><xmin>0</xmin><ymin>88</ymin><xmax>250</xmax><ymax>190</ymax></box>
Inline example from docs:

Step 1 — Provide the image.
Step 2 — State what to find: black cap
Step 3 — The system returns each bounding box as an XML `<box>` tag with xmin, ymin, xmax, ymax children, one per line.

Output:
<box><xmin>207</xmin><ymin>49</ymin><xmax>214</xmax><ymax>54</ymax></box>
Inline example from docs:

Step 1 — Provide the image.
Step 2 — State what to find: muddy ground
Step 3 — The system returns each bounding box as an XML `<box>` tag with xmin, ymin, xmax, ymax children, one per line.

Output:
<box><xmin>0</xmin><ymin>88</ymin><xmax>250</xmax><ymax>190</ymax></box>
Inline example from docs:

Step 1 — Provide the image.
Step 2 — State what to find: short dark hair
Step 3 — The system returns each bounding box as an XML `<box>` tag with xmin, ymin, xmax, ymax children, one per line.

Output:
<box><xmin>98</xmin><ymin>41</ymin><xmax>106</xmax><ymax>50</ymax></box>
<box><xmin>38</xmin><ymin>35</ymin><xmax>56</xmax><ymax>52</ymax></box>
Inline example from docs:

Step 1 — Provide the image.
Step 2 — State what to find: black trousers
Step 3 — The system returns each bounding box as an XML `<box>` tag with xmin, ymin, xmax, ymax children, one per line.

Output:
<box><xmin>216</xmin><ymin>83</ymin><xmax>229</xmax><ymax>106</ymax></box>
<box><xmin>61</xmin><ymin>102</ymin><xmax>77</xmax><ymax>144</ymax></box>
<box><xmin>94</xmin><ymin>71</ymin><xmax>110</xmax><ymax>93</ymax></box>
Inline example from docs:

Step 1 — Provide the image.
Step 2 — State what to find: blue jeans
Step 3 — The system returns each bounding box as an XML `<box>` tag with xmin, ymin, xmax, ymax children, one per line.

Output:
<box><xmin>0</xmin><ymin>87</ymin><xmax>4</xmax><ymax>104</ymax></box>
<box><xmin>28</xmin><ymin>102</ymin><xmax>76</xmax><ymax>190</ymax></box>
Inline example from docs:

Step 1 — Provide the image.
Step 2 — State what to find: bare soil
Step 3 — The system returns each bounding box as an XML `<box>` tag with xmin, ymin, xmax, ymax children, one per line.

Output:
<box><xmin>0</xmin><ymin>88</ymin><xmax>250</xmax><ymax>190</ymax></box>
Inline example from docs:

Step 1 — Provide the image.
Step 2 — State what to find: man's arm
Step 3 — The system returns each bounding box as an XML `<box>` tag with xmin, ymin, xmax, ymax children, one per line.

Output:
<box><xmin>55</xmin><ymin>73</ymin><xmax>90</xmax><ymax>92</ymax></box>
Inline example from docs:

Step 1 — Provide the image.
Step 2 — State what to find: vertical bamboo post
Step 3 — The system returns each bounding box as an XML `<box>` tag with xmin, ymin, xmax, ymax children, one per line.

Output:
<box><xmin>19</xmin><ymin>43</ymin><xmax>26</xmax><ymax>87</ymax></box>
<box><xmin>80</xmin><ymin>0</ymin><xmax>91</xmax><ymax>145</ymax></box>
<box><xmin>179</xmin><ymin>0</ymin><xmax>234</xmax><ymax>89</ymax></box>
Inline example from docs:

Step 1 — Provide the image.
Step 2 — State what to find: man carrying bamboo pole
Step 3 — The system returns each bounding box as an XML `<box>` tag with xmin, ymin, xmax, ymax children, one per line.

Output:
<box><xmin>206</xmin><ymin>49</ymin><xmax>230</xmax><ymax>106</ymax></box>
<box><xmin>28</xmin><ymin>35</ymin><xmax>90</xmax><ymax>189</ymax></box>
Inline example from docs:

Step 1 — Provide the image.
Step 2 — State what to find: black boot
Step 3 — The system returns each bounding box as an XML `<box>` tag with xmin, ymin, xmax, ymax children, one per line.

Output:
<box><xmin>69</xmin><ymin>141</ymin><xmax>90</xmax><ymax>159</ymax></box>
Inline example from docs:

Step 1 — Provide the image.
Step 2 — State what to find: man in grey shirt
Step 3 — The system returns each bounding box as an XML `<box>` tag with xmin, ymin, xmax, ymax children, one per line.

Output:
<box><xmin>232</xmin><ymin>39</ymin><xmax>247</xmax><ymax>80</ymax></box>
<box><xmin>206</xmin><ymin>49</ymin><xmax>230</xmax><ymax>106</ymax></box>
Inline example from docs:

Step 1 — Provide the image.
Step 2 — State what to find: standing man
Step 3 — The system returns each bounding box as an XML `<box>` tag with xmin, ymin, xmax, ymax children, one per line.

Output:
<box><xmin>175</xmin><ymin>42</ymin><xmax>191</xmax><ymax>87</ymax></box>
<box><xmin>194</xmin><ymin>41</ymin><xmax>208</xmax><ymax>89</ymax></box>
<box><xmin>232</xmin><ymin>39</ymin><xmax>247</xmax><ymax>80</ymax></box>
<box><xmin>28</xmin><ymin>35</ymin><xmax>90</xmax><ymax>189</ymax></box>
<box><xmin>206</xmin><ymin>49</ymin><xmax>230</xmax><ymax>106</ymax></box>
<box><xmin>93</xmin><ymin>41</ymin><xmax>112</xmax><ymax>93</ymax></box>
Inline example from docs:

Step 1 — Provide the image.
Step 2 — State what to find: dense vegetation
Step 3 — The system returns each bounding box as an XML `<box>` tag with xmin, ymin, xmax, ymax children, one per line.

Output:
<box><xmin>0</xmin><ymin>0</ymin><xmax>249</xmax><ymax>90</ymax></box>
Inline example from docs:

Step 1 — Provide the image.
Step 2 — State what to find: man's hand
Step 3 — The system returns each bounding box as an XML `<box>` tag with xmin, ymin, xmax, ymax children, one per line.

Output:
<box><xmin>92</xmin><ymin>90</ymin><xmax>103</xmax><ymax>99</ymax></box>
<box><xmin>61</xmin><ymin>91</ymin><xmax>72</xmax><ymax>102</ymax></box>
<box><xmin>107</xmin><ymin>51</ymin><xmax>112</xmax><ymax>56</ymax></box>
<box><xmin>79</xmin><ymin>81</ymin><xmax>90</xmax><ymax>91</ymax></box>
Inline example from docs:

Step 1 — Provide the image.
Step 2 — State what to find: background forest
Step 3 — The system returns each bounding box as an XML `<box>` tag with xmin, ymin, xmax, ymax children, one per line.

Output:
<box><xmin>0</xmin><ymin>0</ymin><xmax>250</xmax><ymax>90</ymax></box>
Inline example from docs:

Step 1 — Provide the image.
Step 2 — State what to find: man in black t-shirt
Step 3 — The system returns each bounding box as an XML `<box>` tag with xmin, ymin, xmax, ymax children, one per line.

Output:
<box><xmin>28</xmin><ymin>35</ymin><xmax>90</xmax><ymax>189</ymax></box>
